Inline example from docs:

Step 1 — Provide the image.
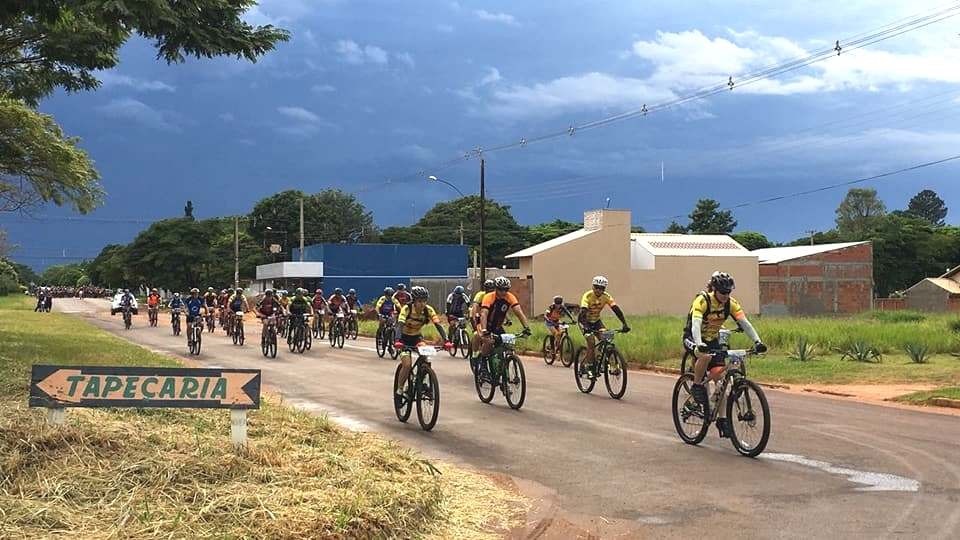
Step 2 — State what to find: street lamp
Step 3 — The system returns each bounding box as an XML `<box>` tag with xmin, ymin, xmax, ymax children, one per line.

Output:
<box><xmin>427</xmin><ymin>175</ymin><xmax>466</xmax><ymax>245</ymax></box>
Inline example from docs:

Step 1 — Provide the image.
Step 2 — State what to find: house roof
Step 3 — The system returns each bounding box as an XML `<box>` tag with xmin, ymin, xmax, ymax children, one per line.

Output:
<box><xmin>912</xmin><ymin>277</ymin><xmax>960</xmax><ymax>294</ymax></box>
<box><xmin>752</xmin><ymin>241</ymin><xmax>869</xmax><ymax>264</ymax></box>
<box><xmin>940</xmin><ymin>264</ymin><xmax>960</xmax><ymax>279</ymax></box>
<box><xmin>506</xmin><ymin>228</ymin><xmax>598</xmax><ymax>258</ymax></box>
<box><xmin>631</xmin><ymin>233</ymin><xmax>752</xmax><ymax>257</ymax></box>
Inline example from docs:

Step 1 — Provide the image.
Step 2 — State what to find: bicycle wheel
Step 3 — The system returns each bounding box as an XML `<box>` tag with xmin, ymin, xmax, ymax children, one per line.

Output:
<box><xmin>393</xmin><ymin>364</ymin><xmax>413</xmax><ymax>422</ymax></box>
<box><xmin>541</xmin><ymin>336</ymin><xmax>555</xmax><ymax>365</ymax></box>
<box><xmin>672</xmin><ymin>374</ymin><xmax>709</xmax><ymax>445</ymax></box>
<box><xmin>727</xmin><ymin>379</ymin><xmax>771</xmax><ymax>457</ymax></box>
<box><xmin>376</xmin><ymin>326</ymin><xmax>387</xmax><ymax>358</ymax></box>
<box><xmin>416</xmin><ymin>365</ymin><xmax>440</xmax><ymax>431</ymax></box>
<box><xmin>603</xmin><ymin>348</ymin><xmax>628</xmax><ymax>400</ymax></box>
<box><xmin>261</xmin><ymin>333</ymin><xmax>269</xmax><ymax>357</ymax></box>
<box><xmin>269</xmin><ymin>331</ymin><xmax>277</xmax><ymax>358</ymax></box>
<box><xmin>318</xmin><ymin>318</ymin><xmax>326</xmax><ymax>340</ymax></box>
<box><xmin>559</xmin><ymin>335</ymin><xmax>574</xmax><ymax>367</ymax></box>
<box><xmin>295</xmin><ymin>326</ymin><xmax>306</xmax><ymax>353</ymax></box>
<box><xmin>458</xmin><ymin>330</ymin><xmax>471</xmax><ymax>358</ymax></box>
<box><xmin>238</xmin><ymin>323</ymin><xmax>245</xmax><ymax>346</ymax></box>
<box><xmin>349</xmin><ymin>319</ymin><xmax>358</xmax><ymax>340</ymax></box>
<box><xmin>328</xmin><ymin>324</ymin><xmax>336</xmax><ymax>347</ymax></box>
<box><xmin>336</xmin><ymin>331</ymin><xmax>345</xmax><ymax>349</ymax></box>
<box><xmin>389</xmin><ymin>335</ymin><xmax>400</xmax><ymax>359</ymax></box>
<box><xmin>572</xmin><ymin>348</ymin><xmax>596</xmax><ymax>394</ymax></box>
<box><xmin>503</xmin><ymin>355</ymin><xmax>526</xmax><ymax>410</ymax></box>
<box><xmin>448</xmin><ymin>329</ymin><xmax>459</xmax><ymax>357</ymax></box>
<box><xmin>680</xmin><ymin>350</ymin><xmax>697</xmax><ymax>391</ymax></box>
<box><xmin>233</xmin><ymin>325</ymin><xmax>240</xmax><ymax>345</ymax></box>
<box><xmin>304</xmin><ymin>327</ymin><xmax>312</xmax><ymax>350</ymax></box>
<box><xmin>474</xmin><ymin>357</ymin><xmax>496</xmax><ymax>403</ymax></box>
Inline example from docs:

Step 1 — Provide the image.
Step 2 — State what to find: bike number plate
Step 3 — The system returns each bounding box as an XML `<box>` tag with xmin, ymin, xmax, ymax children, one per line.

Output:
<box><xmin>500</xmin><ymin>334</ymin><xmax>516</xmax><ymax>346</ymax></box>
<box><xmin>336</xmin><ymin>312</ymin><xmax>344</xmax><ymax>318</ymax></box>
<box><xmin>418</xmin><ymin>345</ymin><xmax>437</xmax><ymax>356</ymax></box>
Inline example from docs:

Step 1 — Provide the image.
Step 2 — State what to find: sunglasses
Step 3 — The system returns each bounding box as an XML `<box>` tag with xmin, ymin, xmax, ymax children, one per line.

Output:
<box><xmin>715</xmin><ymin>289</ymin><xmax>732</xmax><ymax>295</ymax></box>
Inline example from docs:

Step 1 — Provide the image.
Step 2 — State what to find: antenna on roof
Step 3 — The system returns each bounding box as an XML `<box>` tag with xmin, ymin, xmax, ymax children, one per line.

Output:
<box><xmin>605</xmin><ymin>197</ymin><xmax>611</xmax><ymax>209</ymax></box>
<box><xmin>660</xmin><ymin>161</ymin><xmax>664</xmax><ymax>184</ymax></box>
<box><xmin>805</xmin><ymin>229</ymin><xmax>817</xmax><ymax>246</ymax></box>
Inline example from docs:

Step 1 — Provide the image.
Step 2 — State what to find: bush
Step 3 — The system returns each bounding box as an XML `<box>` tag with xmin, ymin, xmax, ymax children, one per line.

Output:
<box><xmin>788</xmin><ymin>336</ymin><xmax>818</xmax><ymax>362</ymax></box>
<box><xmin>904</xmin><ymin>343</ymin><xmax>933</xmax><ymax>364</ymax></box>
<box><xmin>836</xmin><ymin>341</ymin><xmax>882</xmax><ymax>363</ymax></box>
<box><xmin>949</xmin><ymin>319</ymin><xmax>960</xmax><ymax>333</ymax></box>
<box><xmin>869</xmin><ymin>311</ymin><xmax>925</xmax><ymax>323</ymax></box>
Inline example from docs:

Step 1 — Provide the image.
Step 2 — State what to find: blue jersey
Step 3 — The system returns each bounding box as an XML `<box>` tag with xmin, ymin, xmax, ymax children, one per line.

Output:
<box><xmin>185</xmin><ymin>297</ymin><xmax>204</xmax><ymax>317</ymax></box>
<box><xmin>168</xmin><ymin>298</ymin><xmax>185</xmax><ymax>309</ymax></box>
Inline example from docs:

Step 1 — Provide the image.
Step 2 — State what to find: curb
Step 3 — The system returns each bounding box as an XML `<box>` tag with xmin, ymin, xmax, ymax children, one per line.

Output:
<box><xmin>930</xmin><ymin>397</ymin><xmax>960</xmax><ymax>409</ymax></box>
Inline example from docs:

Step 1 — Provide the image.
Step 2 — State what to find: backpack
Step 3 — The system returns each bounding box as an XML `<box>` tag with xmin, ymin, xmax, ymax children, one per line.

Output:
<box><xmin>683</xmin><ymin>291</ymin><xmax>731</xmax><ymax>338</ymax></box>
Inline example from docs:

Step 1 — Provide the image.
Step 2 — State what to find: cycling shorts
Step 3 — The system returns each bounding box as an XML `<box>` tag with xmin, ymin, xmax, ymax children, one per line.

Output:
<box><xmin>582</xmin><ymin>320</ymin><xmax>605</xmax><ymax>334</ymax></box>
<box><xmin>399</xmin><ymin>333</ymin><xmax>421</xmax><ymax>349</ymax></box>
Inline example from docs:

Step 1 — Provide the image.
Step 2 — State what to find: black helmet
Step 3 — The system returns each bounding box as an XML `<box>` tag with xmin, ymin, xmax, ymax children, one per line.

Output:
<box><xmin>482</xmin><ymin>279</ymin><xmax>495</xmax><ymax>291</ymax></box>
<box><xmin>334</xmin><ymin>287</ymin><xmax>343</xmax><ymax>295</ymax></box>
<box><xmin>553</xmin><ymin>295</ymin><xmax>563</xmax><ymax>304</ymax></box>
<box><xmin>396</xmin><ymin>283</ymin><xmax>406</xmax><ymax>290</ymax></box>
<box><xmin>411</xmin><ymin>286</ymin><xmax>429</xmax><ymax>300</ymax></box>
<box><xmin>710</xmin><ymin>271</ymin><xmax>735</xmax><ymax>294</ymax></box>
<box><xmin>384</xmin><ymin>287</ymin><xmax>394</xmax><ymax>295</ymax></box>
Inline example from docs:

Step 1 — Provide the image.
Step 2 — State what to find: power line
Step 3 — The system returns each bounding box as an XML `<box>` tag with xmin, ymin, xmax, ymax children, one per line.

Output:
<box><xmin>636</xmin><ymin>153</ymin><xmax>960</xmax><ymax>223</ymax></box>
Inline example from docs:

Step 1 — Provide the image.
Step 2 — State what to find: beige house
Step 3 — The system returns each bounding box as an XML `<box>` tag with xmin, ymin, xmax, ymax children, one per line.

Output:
<box><xmin>506</xmin><ymin>209</ymin><xmax>759</xmax><ymax>316</ymax></box>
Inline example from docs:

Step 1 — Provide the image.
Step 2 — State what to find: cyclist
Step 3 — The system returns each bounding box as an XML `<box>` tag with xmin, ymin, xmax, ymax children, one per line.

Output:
<box><xmin>684</xmin><ymin>271</ymin><xmax>766</xmax><ymax>431</ymax></box>
<box><xmin>393</xmin><ymin>286</ymin><xmax>449</xmax><ymax>396</ymax></box>
<box><xmin>277</xmin><ymin>289</ymin><xmax>290</xmax><ymax>311</ymax></box>
<box><xmin>469</xmin><ymin>279</ymin><xmax>495</xmax><ymax>353</ymax></box>
<box><xmin>327</xmin><ymin>287</ymin><xmax>348</xmax><ymax>315</ymax></box>
<box><xmin>375</xmin><ymin>286</ymin><xmax>398</xmax><ymax>333</ymax></box>
<box><xmin>227</xmin><ymin>287</ymin><xmax>250</xmax><ymax>328</ymax></box>
<box><xmin>578</xmin><ymin>276</ymin><xmax>630</xmax><ymax>376</ymax></box>
<box><xmin>119</xmin><ymin>288</ymin><xmax>136</xmax><ymax>315</ymax></box>
<box><xmin>202</xmin><ymin>287</ymin><xmax>218</xmax><ymax>328</ymax></box>
<box><xmin>311</xmin><ymin>288</ymin><xmax>327</xmax><ymax>331</ymax></box>
<box><xmin>167</xmin><ymin>292</ymin><xmax>185</xmax><ymax>322</ymax></box>
<box><xmin>185</xmin><ymin>288</ymin><xmax>206</xmax><ymax>329</ymax></box>
<box><xmin>256</xmin><ymin>289</ymin><xmax>282</xmax><ymax>332</ymax></box>
<box><xmin>477</xmin><ymin>276</ymin><xmax>531</xmax><ymax>366</ymax></box>
<box><xmin>392</xmin><ymin>283</ymin><xmax>412</xmax><ymax>308</ymax></box>
<box><xmin>345</xmin><ymin>288</ymin><xmax>360</xmax><ymax>326</ymax></box>
<box><xmin>445</xmin><ymin>285</ymin><xmax>471</xmax><ymax>340</ymax></box>
<box><xmin>146</xmin><ymin>288</ymin><xmax>162</xmax><ymax>320</ymax></box>
<box><xmin>544</xmin><ymin>295</ymin><xmax>575</xmax><ymax>357</ymax></box>
<box><xmin>286</xmin><ymin>288</ymin><xmax>315</xmax><ymax>343</ymax></box>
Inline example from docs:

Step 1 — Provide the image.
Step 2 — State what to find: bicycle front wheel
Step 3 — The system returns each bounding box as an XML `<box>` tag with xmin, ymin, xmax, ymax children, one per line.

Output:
<box><xmin>572</xmin><ymin>348</ymin><xmax>596</xmax><ymax>394</ymax></box>
<box><xmin>336</xmin><ymin>331</ymin><xmax>345</xmax><ymax>349</ymax></box>
<box><xmin>503</xmin><ymin>355</ymin><xmax>526</xmax><ymax>410</ymax></box>
<box><xmin>304</xmin><ymin>327</ymin><xmax>311</xmax><ymax>350</ymax></box>
<box><xmin>394</xmin><ymin>364</ymin><xmax>413</xmax><ymax>422</ymax></box>
<box><xmin>727</xmin><ymin>379</ymin><xmax>771</xmax><ymax>457</ymax></box>
<box><xmin>376</xmin><ymin>327</ymin><xmax>387</xmax><ymax>358</ymax></box>
<box><xmin>603</xmin><ymin>349</ymin><xmax>628</xmax><ymax>400</ymax></box>
<box><xmin>474</xmin><ymin>358</ymin><xmax>495</xmax><ymax>403</ymax></box>
<box><xmin>458</xmin><ymin>330</ymin><xmax>471</xmax><ymax>358</ymax></box>
<box><xmin>559</xmin><ymin>335</ymin><xmax>574</xmax><ymax>367</ymax></box>
<box><xmin>680</xmin><ymin>350</ymin><xmax>697</xmax><ymax>392</ymax></box>
<box><xmin>672</xmin><ymin>374</ymin><xmax>709</xmax><ymax>445</ymax></box>
<box><xmin>416</xmin><ymin>365</ymin><xmax>440</xmax><ymax>431</ymax></box>
<box><xmin>541</xmin><ymin>335</ymin><xmax>555</xmax><ymax>365</ymax></box>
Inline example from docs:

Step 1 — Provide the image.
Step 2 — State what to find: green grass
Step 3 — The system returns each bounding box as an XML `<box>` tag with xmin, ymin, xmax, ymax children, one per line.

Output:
<box><xmin>894</xmin><ymin>386</ymin><xmax>960</xmax><ymax>405</ymax></box>
<box><xmin>0</xmin><ymin>297</ymin><xmax>522</xmax><ymax>538</ymax></box>
<box><xmin>360</xmin><ymin>310</ymin><xmax>960</xmax><ymax>386</ymax></box>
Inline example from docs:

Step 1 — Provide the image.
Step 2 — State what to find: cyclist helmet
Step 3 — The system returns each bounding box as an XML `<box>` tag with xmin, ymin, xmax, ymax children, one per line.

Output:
<box><xmin>236</xmin><ymin>288</ymin><xmax>244</xmax><ymax>294</ymax></box>
<box><xmin>384</xmin><ymin>286</ymin><xmax>394</xmax><ymax>295</ymax></box>
<box><xmin>494</xmin><ymin>276</ymin><xmax>511</xmax><ymax>291</ymax></box>
<box><xmin>396</xmin><ymin>283</ymin><xmax>407</xmax><ymax>291</ymax></box>
<box><xmin>173</xmin><ymin>292</ymin><xmax>180</xmax><ymax>298</ymax></box>
<box><xmin>295</xmin><ymin>288</ymin><xmax>305</xmax><ymax>295</ymax></box>
<box><xmin>207</xmin><ymin>287</ymin><xmax>215</xmax><ymax>292</ymax></box>
<box><xmin>315</xmin><ymin>288</ymin><xmax>323</xmax><ymax>294</ymax></box>
<box><xmin>411</xmin><ymin>286</ymin><xmax>429</xmax><ymax>300</ymax></box>
<box><xmin>454</xmin><ymin>285</ymin><xmax>464</xmax><ymax>294</ymax></box>
<box><xmin>190</xmin><ymin>287</ymin><xmax>200</xmax><ymax>294</ymax></box>
<box><xmin>348</xmin><ymin>288</ymin><xmax>356</xmax><ymax>295</ymax></box>
<box><xmin>220</xmin><ymin>289</ymin><xmax>227</xmax><ymax>294</ymax></box>
<box><xmin>710</xmin><ymin>271</ymin><xmax>735</xmax><ymax>294</ymax></box>
<box><xmin>264</xmin><ymin>289</ymin><xmax>274</xmax><ymax>296</ymax></box>
<box><xmin>483</xmin><ymin>279</ymin><xmax>495</xmax><ymax>291</ymax></box>
<box><xmin>151</xmin><ymin>288</ymin><xmax>158</xmax><ymax>293</ymax></box>
<box><xmin>334</xmin><ymin>287</ymin><xmax>343</xmax><ymax>295</ymax></box>
<box><xmin>592</xmin><ymin>275</ymin><xmax>608</xmax><ymax>288</ymax></box>
<box><xmin>553</xmin><ymin>295</ymin><xmax>563</xmax><ymax>304</ymax></box>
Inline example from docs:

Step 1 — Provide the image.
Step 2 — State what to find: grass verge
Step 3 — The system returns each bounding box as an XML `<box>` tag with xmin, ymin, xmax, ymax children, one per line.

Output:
<box><xmin>0</xmin><ymin>297</ymin><xmax>525</xmax><ymax>539</ymax></box>
<box><xmin>893</xmin><ymin>387</ymin><xmax>960</xmax><ymax>406</ymax></box>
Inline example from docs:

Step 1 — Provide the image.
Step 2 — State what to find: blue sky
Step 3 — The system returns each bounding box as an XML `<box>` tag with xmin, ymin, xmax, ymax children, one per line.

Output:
<box><xmin>6</xmin><ymin>0</ymin><xmax>960</xmax><ymax>269</ymax></box>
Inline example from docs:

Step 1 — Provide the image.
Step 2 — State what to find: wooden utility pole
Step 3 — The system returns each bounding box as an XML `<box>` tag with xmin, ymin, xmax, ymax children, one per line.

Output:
<box><xmin>479</xmin><ymin>157</ymin><xmax>486</xmax><ymax>284</ymax></box>
<box><xmin>234</xmin><ymin>217</ymin><xmax>240</xmax><ymax>288</ymax></box>
<box><xmin>299</xmin><ymin>198</ymin><xmax>305</xmax><ymax>262</ymax></box>
<box><xmin>805</xmin><ymin>229</ymin><xmax>817</xmax><ymax>246</ymax></box>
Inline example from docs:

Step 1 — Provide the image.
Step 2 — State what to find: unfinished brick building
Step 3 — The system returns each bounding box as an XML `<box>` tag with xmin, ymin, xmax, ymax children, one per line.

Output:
<box><xmin>752</xmin><ymin>242</ymin><xmax>873</xmax><ymax>316</ymax></box>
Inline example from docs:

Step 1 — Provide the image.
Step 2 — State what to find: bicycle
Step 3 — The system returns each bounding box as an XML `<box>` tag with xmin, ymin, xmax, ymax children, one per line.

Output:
<box><xmin>393</xmin><ymin>342</ymin><xmax>441</xmax><ymax>431</ymax></box>
<box><xmin>573</xmin><ymin>329</ymin><xmax>628</xmax><ymax>399</ymax></box>
<box><xmin>680</xmin><ymin>328</ymin><xmax>738</xmax><ymax>392</ymax></box>
<box><xmin>448</xmin><ymin>317</ymin><xmax>472</xmax><ymax>359</ymax></box>
<box><xmin>187</xmin><ymin>317</ymin><xmax>203</xmax><ymax>356</ymax></box>
<box><xmin>171</xmin><ymin>308</ymin><xmax>182</xmax><ymax>336</ymax></box>
<box><xmin>287</xmin><ymin>313</ymin><xmax>312</xmax><ymax>354</ymax></box>
<box><xmin>148</xmin><ymin>306</ymin><xmax>159</xmax><ymax>327</ymax></box>
<box><xmin>671</xmin><ymin>344</ymin><xmax>771</xmax><ymax>457</ymax></box>
<box><xmin>122</xmin><ymin>306</ymin><xmax>133</xmax><ymax>330</ymax></box>
<box><xmin>474</xmin><ymin>331</ymin><xmax>528</xmax><ymax>410</ymax></box>
<box><xmin>541</xmin><ymin>321</ymin><xmax>576</xmax><ymax>367</ymax></box>
<box><xmin>329</xmin><ymin>311</ymin><xmax>346</xmax><ymax>349</ymax></box>
<box><xmin>231</xmin><ymin>311</ymin><xmax>245</xmax><ymax>346</ymax></box>
<box><xmin>278</xmin><ymin>312</ymin><xmax>289</xmax><ymax>339</ymax></box>
<box><xmin>347</xmin><ymin>308</ymin><xmax>359</xmax><ymax>340</ymax></box>
<box><xmin>260</xmin><ymin>315</ymin><xmax>278</xmax><ymax>358</ymax></box>
<box><xmin>375</xmin><ymin>315</ymin><xmax>400</xmax><ymax>359</ymax></box>
<box><xmin>205</xmin><ymin>311</ymin><xmax>216</xmax><ymax>333</ymax></box>
<box><xmin>312</xmin><ymin>308</ymin><xmax>326</xmax><ymax>339</ymax></box>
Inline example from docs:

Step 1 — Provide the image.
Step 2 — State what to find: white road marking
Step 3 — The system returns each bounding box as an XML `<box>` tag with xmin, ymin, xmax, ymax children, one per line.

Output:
<box><xmin>762</xmin><ymin>453</ymin><xmax>920</xmax><ymax>492</ymax></box>
<box><xmin>284</xmin><ymin>397</ymin><xmax>371</xmax><ymax>432</ymax></box>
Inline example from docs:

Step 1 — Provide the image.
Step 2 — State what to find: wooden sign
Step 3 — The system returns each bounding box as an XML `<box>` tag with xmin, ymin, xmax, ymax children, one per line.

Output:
<box><xmin>30</xmin><ymin>365</ymin><xmax>261</xmax><ymax>409</ymax></box>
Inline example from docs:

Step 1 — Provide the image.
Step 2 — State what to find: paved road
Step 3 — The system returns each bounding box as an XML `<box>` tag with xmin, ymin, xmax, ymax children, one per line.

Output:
<box><xmin>60</xmin><ymin>299</ymin><xmax>960</xmax><ymax>538</ymax></box>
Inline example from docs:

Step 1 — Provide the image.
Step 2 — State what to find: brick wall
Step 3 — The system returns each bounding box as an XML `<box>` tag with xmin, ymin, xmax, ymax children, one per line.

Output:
<box><xmin>759</xmin><ymin>243</ymin><xmax>873</xmax><ymax>315</ymax></box>
<box><xmin>875</xmin><ymin>297</ymin><xmax>906</xmax><ymax>311</ymax></box>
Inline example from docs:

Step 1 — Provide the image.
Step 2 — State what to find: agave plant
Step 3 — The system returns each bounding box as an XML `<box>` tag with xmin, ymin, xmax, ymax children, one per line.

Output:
<box><xmin>838</xmin><ymin>341</ymin><xmax>882</xmax><ymax>363</ymax></box>
<box><xmin>788</xmin><ymin>336</ymin><xmax>818</xmax><ymax>362</ymax></box>
<box><xmin>904</xmin><ymin>343</ymin><xmax>933</xmax><ymax>364</ymax></box>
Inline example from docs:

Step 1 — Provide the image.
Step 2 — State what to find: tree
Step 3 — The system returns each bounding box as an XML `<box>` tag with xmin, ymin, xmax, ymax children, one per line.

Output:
<box><xmin>525</xmin><ymin>220</ymin><xmax>581</xmax><ymax>246</ymax></box>
<box><xmin>732</xmin><ymin>231</ymin><xmax>772</xmax><ymax>251</ymax></box>
<box><xmin>125</xmin><ymin>218</ymin><xmax>209</xmax><ymax>291</ymax></box>
<box><xmin>787</xmin><ymin>229</ymin><xmax>842</xmax><ymax>246</ymax></box>
<box><xmin>381</xmin><ymin>196</ymin><xmax>527</xmax><ymax>268</ymax></box>
<box><xmin>87</xmin><ymin>244</ymin><xmax>129</xmax><ymax>287</ymax></box>
<box><xmin>664</xmin><ymin>221</ymin><xmax>688</xmax><ymax>234</ymax></box>
<box><xmin>40</xmin><ymin>262</ymin><xmax>86</xmax><ymax>286</ymax></box>
<box><xmin>4</xmin><ymin>258</ymin><xmax>38</xmax><ymax>284</ymax></box>
<box><xmin>201</xmin><ymin>217</ymin><xmax>266</xmax><ymax>286</ymax></box>
<box><xmin>0</xmin><ymin>1</ymin><xmax>290</xmax><ymax>105</ymax></box>
<box><xmin>0</xmin><ymin>258</ymin><xmax>19</xmax><ymax>294</ymax></box>
<box><xmin>0</xmin><ymin>98</ymin><xmax>102</xmax><ymax>213</ymax></box>
<box><xmin>905</xmin><ymin>189</ymin><xmax>948</xmax><ymax>227</ymax></box>
<box><xmin>868</xmin><ymin>214</ymin><xmax>941</xmax><ymax>296</ymax></box>
<box><xmin>249</xmin><ymin>189</ymin><xmax>379</xmax><ymax>258</ymax></box>
<box><xmin>836</xmin><ymin>188</ymin><xmax>886</xmax><ymax>240</ymax></box>
<box><xmin>687</xmin><ymin>199</ymin><xmax>737</xmax><ymax>234</ymax></box>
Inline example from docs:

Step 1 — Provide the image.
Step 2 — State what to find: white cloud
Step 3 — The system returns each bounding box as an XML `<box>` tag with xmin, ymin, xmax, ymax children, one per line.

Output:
<box><xmin>335</xmin><ymin>39</ymin><xmax>389</xmax><ymax>65</ymax></box>
<box><xmin>277</xmin><ymin>106</ymin><xmax>320</xmax><ymax>123</ymax></box>
<box><xmin>399</xmin><ymin>144</ymin><xmax>436</xmax><ymax>162</ymax></box>
<box><xmin>311</xmin><ymin>84</ymin><xmax>336</xmax><ymax>93</ymax></box>
<box><xmin>97</xmin><ymin>98</ymin><xmax>179</xmax><ymax>131</ymax></box>
<box><xmin>395</xmin><ymin>52</ymin><xmax>415</xmax><ymax>68</ymax></box>
<box><xmin>219</xmin><ymin>112</ymin><xmax>235</xmax><ymax>122</ymax></box>
<box><xmin>436</xmin><ymin>23</ymin><xmax>455</xmax><ymax>34</ymax></box>
<box><xmin>98</xmin><ymin>71</ymin><xmax>175</xmax><ymax>92</ymax></box>
<box><xmin>480</xmin><ymin>67</ymin><xmax>501</xmax><ymax>86</ymax></box>
<box><xmin>474</xmin><ymin>9</ymin><xmax>519</xmax><ymax>26</ymax></box>
<box><xmin>275</xmin><ymin>106</ymin><xmax>338</xmax><ymax>137</ymax></box>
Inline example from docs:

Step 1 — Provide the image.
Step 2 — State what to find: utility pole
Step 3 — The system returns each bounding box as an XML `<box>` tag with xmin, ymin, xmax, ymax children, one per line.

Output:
<box><xmin>479</xmin><ymin>157</ymin><xmax>486</xmax><ymax>284</ymax></box>
<box><xmin>805</xmin><ymin>229</ymin><xmax>817</xmax><ymax>246</ymax></box>
<box><xmin>299</xmin><ymin>198</ymin><xmax>305</xmax><ymax>262</ymax></box>
<box><xmin>234</xmin><ymin>217</ymin><xmax>240</xmax><ymax>289</ymax></box>
<box><xmin>459</xmin><ymin>221</ymin><xmax>464</xmax><ymax>245</ymax></box>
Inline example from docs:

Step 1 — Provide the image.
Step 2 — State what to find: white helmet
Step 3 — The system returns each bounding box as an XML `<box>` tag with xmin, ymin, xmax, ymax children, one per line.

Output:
<box><xmin>493</xmin><ymin>276</ymin><xmax>511</xmax><ymax>291</ymax></box>
<box><xmin>592</xmin><ymin>275</ymin><xmax>608</xmax><ymax>288</ymax></box>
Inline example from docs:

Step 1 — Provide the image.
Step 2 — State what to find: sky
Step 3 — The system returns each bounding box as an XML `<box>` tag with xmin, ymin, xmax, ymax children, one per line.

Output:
<box><xmin>5</xmin><ymin>0</ymin><xmax>960</xmax><ymax>270</ymax></box>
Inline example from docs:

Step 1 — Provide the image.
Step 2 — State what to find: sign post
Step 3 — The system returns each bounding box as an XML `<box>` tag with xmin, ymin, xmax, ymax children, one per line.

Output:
<box><xmin>30</xmin><ymin>365</ymin><xmax>261</xmax><ymax>448</ymax></box>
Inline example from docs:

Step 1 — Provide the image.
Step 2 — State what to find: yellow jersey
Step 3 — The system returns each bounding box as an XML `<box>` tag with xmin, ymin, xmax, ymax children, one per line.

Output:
<box><xmin>579</xmin><ymin>290</ymin><xmax>616</xmax><ymax>323</ymax></box>
<box><xmin>397</xmin><ymin>303</ymin><xmax>440</xmax><ymax>336</ymax></box>
<box><xmin>688</xmin><ymin>291</ymin><xmax>745</xmax><ymax>341</ymax></box>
